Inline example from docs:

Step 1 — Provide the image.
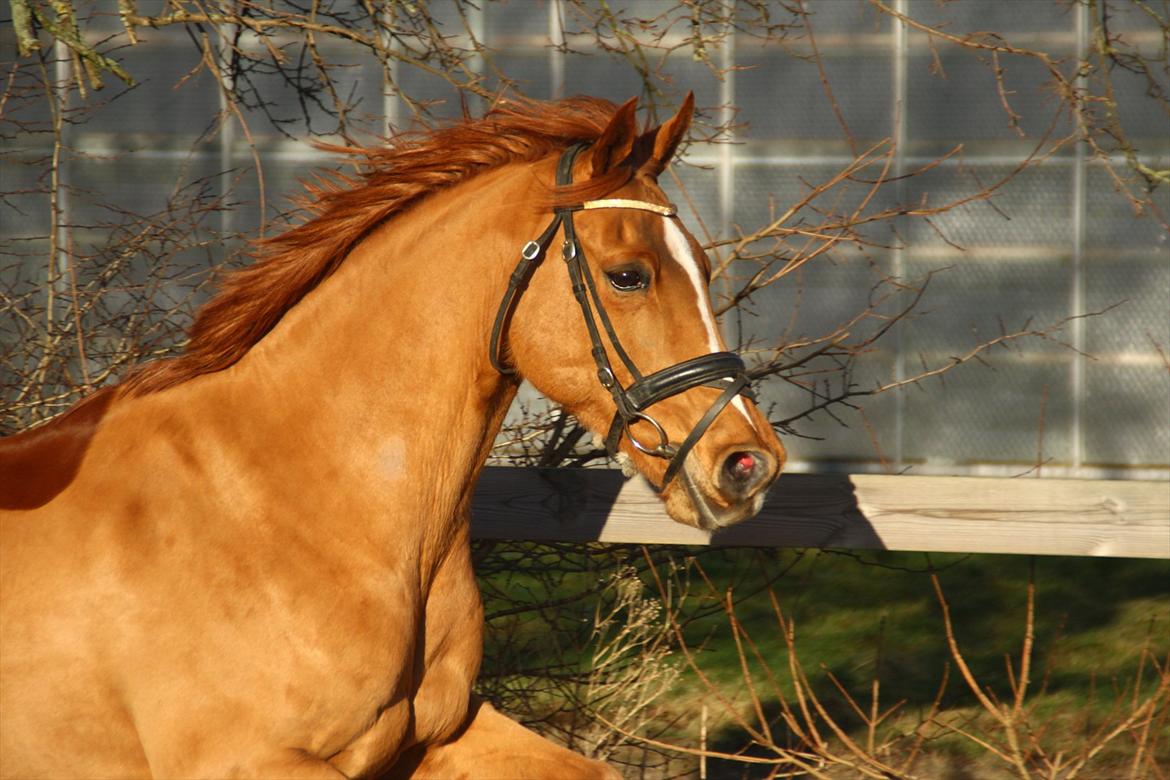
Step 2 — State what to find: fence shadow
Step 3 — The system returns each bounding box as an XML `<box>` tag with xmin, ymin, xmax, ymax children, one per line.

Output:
<box><xmin>712</xmin><ymin>473</ymin><xmax>885</xmax><ymax>550</ymax></box>
<box><xmin>472</xmin><ymin>466</ymin><xmax>628</xmax><ymax>542</ymax></box>
<box><xmin>472</xmin><ymin>469</ymin><xmax>886</xmax><ymax>550</ymax></box>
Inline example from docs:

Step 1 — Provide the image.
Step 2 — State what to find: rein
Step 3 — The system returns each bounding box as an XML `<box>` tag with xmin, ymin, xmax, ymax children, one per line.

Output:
<box><xmin>490</xmin><ymin>144</ymin><xmax>753</xmax><ymax>489</ymax></box>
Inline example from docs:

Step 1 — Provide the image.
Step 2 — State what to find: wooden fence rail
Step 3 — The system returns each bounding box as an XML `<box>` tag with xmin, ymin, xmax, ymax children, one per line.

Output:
<box><xmin>470</xmin><ymin>468</ymin><xmax>1170</xmax><ymax>559</ymax></box>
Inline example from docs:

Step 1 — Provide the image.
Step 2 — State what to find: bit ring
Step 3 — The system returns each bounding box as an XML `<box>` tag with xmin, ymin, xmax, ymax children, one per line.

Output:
<box><xmin>625</xmin><ymin>413</ymin><xmax>675</xmax><ymax>458</ymax></box>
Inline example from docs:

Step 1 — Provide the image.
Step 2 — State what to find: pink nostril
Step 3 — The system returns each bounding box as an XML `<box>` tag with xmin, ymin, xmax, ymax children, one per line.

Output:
<box><xmin>734</xmin><ymin>453</ymin><xmax>755</xmax><ymax>475</ymax></box>
<box><xmin>720</xmin><ymin>449</ymin><xmax>776</xmax><ymax>499</ymax></box>
<box><xmin>727</xmin><ymin>451</ymin><xmax>757</xmax><ymax>481</ymax></box>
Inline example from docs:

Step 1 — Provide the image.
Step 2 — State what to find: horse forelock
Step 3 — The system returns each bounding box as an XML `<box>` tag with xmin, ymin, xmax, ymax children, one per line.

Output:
<box><xmin>118</xmin><ymin>96</ymin><xmax>632</xmax><ymax>398</ymax></box>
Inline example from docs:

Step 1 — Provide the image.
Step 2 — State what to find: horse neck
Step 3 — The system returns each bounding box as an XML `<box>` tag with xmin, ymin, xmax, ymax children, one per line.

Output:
<box><xmin>202</xmin><ymin>163</ymin><xmax>541</xmax><ymax>565</ymax></box>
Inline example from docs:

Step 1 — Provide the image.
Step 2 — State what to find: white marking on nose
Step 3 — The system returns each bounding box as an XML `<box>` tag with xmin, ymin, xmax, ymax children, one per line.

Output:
<box><xmin>731</xmin><ymin>396</ymin><xmax>756</xmax><ymax>430</ymax></box>
<box><xmin>660</xmin><ymin>218</ymin><xmax>759</xmax><ymax>433</ymax></box>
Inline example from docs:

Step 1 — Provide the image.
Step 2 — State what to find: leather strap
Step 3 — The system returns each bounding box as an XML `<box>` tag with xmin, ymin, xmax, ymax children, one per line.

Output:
<box><xmin>661</xmin><ymin>373</ymin><xmax>749</xmax><ymax>487</ymax></box>
<box><xmin>625</xmin><ymin>352</ymin><xmax>747</xmax><ymax>410</ymax></box>
<box><xmin>489</xmin><ymin>213</ymin><xmax>564</xmax><ymax>374</ymax></box>
<box><xmin>558</xmin><ymin>144</ymin><xmax>644</xmax><ymax>394</ymax></box>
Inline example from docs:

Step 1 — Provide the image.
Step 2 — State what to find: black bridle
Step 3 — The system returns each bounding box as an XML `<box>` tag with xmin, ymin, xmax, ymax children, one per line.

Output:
<box><xmin>490</xmin><ymin>144</ymin><xmax>753</xmax><ymax>488</ymax></box>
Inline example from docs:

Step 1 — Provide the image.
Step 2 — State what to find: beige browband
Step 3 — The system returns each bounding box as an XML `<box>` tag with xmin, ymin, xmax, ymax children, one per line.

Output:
<box><xmin>581</xmin><ymin>198</ymin><xmax>677</xmax><ymax>217</ymax></box>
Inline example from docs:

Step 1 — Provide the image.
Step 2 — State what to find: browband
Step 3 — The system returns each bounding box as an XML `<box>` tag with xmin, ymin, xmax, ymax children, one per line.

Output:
<box><xmin>582</xmin><ymin>199</ymin><xmax>677</xmax><ymax>216</ymax></box>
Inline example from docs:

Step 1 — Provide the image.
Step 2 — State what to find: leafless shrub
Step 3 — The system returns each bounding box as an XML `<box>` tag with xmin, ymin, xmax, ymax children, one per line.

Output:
<box><xmin>616</xmin><ymin>551</ymin><xmax>1170</xmax><ymax>779</ymax></box>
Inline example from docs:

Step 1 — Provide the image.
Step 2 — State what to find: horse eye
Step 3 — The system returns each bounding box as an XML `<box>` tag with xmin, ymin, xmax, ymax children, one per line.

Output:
<box><xmin>606</xmin><ymin>268</ymin><xmax>649</xmax><ymax>292</ymax></box>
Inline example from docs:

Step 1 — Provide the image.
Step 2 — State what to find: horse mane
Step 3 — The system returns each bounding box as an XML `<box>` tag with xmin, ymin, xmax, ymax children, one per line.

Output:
<box><xmin>119</xmin><ymin>96</ymin><xmax>632</xmax><ymax>397</ymax></box>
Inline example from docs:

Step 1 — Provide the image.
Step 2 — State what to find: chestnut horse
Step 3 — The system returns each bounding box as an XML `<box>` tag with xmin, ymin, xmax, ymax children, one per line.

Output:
<box><xmin>0</xmin><ymin>95</ymin><xmax>784</xmax><ymax>778</ymax></box>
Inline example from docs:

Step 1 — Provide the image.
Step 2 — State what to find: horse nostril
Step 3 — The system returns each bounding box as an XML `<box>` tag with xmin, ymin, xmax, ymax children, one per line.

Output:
<box><xmin>724</xmin><ymin>450</ymin><xmax>760</xmax><ymax>486</ymax></box>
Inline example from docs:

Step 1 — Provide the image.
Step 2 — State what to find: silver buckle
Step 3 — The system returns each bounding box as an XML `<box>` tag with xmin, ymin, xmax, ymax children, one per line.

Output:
<box><xmin>626</xmin><ymin>412</ymin><xmax>675</xmax><ymax>459</ymax></box>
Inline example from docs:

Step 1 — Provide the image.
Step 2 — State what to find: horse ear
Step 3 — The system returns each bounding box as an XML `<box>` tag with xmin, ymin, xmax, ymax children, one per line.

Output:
<box><xmin>586</xmin><ymin>97</ymin><xmax>639</xmax><ymax>178</ymax></box>
<box><xmin>640</xmin><ymin>91</ymin><xmax>694</xmax><ymax>177</ymax></box>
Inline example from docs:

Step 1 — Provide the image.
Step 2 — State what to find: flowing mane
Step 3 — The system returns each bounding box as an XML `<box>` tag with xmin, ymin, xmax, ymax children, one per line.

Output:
<box><xmin>120</xmin><ymin>96</ymin><xmax>632</xmax><ymax>397</ymax></box>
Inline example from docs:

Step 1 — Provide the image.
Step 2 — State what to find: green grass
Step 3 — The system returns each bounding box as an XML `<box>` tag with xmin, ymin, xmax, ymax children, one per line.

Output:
<box><xmin>476</xmin><ymin>544</ymin><xmax>1170</xmax><ymax>776</ymax></box>
<box><xmin>683</xmin><ymin>549</ymin><xmax>1168</xmax><ymax>696</ymax></box>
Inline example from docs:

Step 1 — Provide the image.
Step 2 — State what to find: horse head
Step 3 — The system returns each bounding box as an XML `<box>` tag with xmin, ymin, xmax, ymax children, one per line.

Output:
<box><xmin>501</xmin><ymin>95</ymin><xmax>786</xmax><ymax>530</ymax></box>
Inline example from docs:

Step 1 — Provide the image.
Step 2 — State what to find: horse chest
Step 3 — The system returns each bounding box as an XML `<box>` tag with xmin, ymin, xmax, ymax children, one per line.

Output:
<box><xmin>325</xmin><ymin>554</ymin><xmax>485</xmax><ymax>776</ymax></box>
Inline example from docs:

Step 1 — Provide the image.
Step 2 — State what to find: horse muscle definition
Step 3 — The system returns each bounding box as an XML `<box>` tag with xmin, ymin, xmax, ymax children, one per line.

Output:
<box><xmin>0</xmin><ymin>95</ymin><xmax>784</xmax><ymax>778</ymax></box>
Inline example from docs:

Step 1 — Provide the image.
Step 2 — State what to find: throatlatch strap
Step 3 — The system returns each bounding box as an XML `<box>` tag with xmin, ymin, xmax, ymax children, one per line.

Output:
<box><xmin>489</xmin><ymin>213</ymin><xmax>564</xmax><ymax>374</ymax></box>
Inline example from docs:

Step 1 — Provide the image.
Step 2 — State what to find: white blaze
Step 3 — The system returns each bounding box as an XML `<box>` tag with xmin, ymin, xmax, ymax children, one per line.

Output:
<box><xmin>660</xmin><ymin>218</ymin><xmax>758</xmax><ymax>431</ymax></box>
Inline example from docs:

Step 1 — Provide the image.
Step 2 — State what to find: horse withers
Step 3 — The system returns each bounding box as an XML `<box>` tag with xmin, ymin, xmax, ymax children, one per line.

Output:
<box><xmin>0</xmin><ymin>94</ymin><xmax>784</xmax><ymax>778</ymax></box>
